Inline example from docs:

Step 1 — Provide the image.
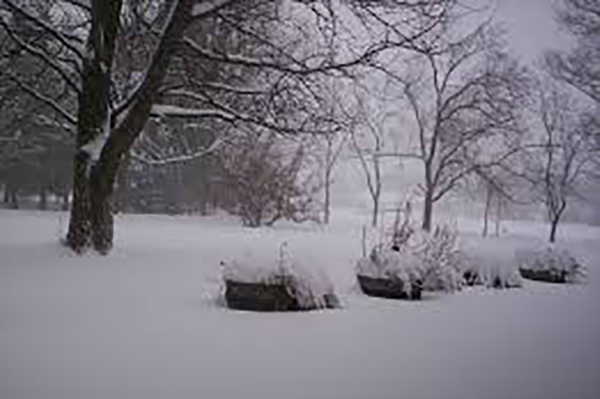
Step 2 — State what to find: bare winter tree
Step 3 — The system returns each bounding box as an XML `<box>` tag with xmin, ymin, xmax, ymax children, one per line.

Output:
<box><xmin>523</xmin><ymin>81</ymin><xmax>597</xmax><ymax>243</ymax></box>
<box><xmin>349</xmin><ymin>90</ymin><xmax>388</xmax><ymax>228</ymax></box>
<box><xmin>388</xmin><ymin>23</ymin><xmax>529</xmax><ymax>231</ymax></box>
<box><xmin>545</xmin><ymin>0</ymin><xmax>600</xmax><ymax>174</ymax></box>
<box><xmin>220</xmin><ymin>131</ymin><xmax>319</xmax><ymax>227</ymax></box>
<box><xmin>470</xmin><ymin>168</ymin><xmax>519</xmax><ymax>238</ymax></box>
<box><xmin>0</xmin><ymin>0</ymin><xmax>455</xmax><ymax>253</ymax></box>
<box><xmin>545</xmin><ymin>0</ymin><xmax>600</xmax><ymax>104</ymax></box>
<box><xmin>322</xmin><ymin>128</ymin><xmax>347</xmax><ymax>224</ymax></box>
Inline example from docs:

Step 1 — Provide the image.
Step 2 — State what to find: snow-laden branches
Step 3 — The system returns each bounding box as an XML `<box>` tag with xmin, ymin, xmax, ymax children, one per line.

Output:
<box><xmin>1</xmin><ymin>0</ymin><xmax>85</xmax><ymax>60</ymax></box>
<box><xmin>131</xmin><ymin>136</ymin><xmax>223</xmax><ymax>166</ymax></box>
<box><xmin>6</xmin><ymin>73</ymin><xmax>77</xmax><ymax>127</ymax></box>
<box><xmin>0</xmin><ymin>18</ymin><xmax>81</xmax><ymax>93</ymax></box>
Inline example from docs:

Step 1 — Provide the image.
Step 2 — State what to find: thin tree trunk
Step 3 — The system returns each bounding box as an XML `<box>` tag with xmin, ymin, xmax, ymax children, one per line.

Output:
<box><xmin>495</xmin><ymin>197</ymin><xmax>502</xmax><ymax>237</ymax></box>
<box><xmin>549</xmin><ymin>217</ymin><xmax>559</xmax><ymax>243</ymax></box>
<box><xmin>549</xmin><ymin>203</ymin><xmax>566</xmax><ymax>243</ymax></box>
<box><xmin>324</xmin><ymin>167</ymin><xmax>331</xmax><ymax>224</ymax></box>
<box><xmin>8</xmin><ymin>184</ymin><xmax>18</xmax><ymax>209</ymax></box>
<box><xmin>62</xmin><ymin>191</ymin><xmax>70</xmax><ymax>211</ymax></box>
<box><xmin>482</xmin><ymin>185</ymin><xmax>492</xmax><ymax>237</ymax></box>
<box><xmin>39</xmin><ymin>187</ymin><xmax>47</xmax><ymax>210</ymax></box>
<box><xmin>371</xmin><ymin>193</ymin><xmax>379</xmax><ymax>228</ymax></box>
<box><xmin>422</xmin><ymin>189</ymin><xmax>433</xmax><ymax>231</ymax></box>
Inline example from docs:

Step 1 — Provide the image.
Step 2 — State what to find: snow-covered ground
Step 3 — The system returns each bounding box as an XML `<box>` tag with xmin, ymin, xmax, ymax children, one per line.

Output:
<box><xmin>1</xmin><ymin>209</ymin><xmax>599</xmax><ymax>399</ymax></box>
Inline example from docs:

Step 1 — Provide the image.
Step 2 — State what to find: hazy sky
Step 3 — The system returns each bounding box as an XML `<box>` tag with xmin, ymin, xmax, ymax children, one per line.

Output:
<box><xmin>495</xmin><ymin>0</ymin><xmax>572</xmax><ymax>63</ymax></box>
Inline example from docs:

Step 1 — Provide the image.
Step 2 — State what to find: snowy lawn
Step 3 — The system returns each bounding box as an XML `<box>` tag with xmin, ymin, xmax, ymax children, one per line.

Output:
<box><xmin>1</xmin><ymin>209</ymin><xmax>599</xmax><ymax>399</ymax></box>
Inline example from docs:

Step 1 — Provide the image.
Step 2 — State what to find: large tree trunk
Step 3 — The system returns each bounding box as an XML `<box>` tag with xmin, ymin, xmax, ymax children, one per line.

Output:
<box><xmin>66</xmin><ymin>0</ymin><xmax>194</xmax><ymax>254</ymax></box>
<box><xmin>66</xmin><ymin>0</ymin><xmax>122</xmax><ymax>253</ymax></box>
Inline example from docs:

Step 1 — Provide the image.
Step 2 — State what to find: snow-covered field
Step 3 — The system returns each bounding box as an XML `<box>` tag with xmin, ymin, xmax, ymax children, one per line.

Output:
<box><xmin>1</xmin><ymin>209</ymin><xmax>599</xmax><ymax>399</ymax></box>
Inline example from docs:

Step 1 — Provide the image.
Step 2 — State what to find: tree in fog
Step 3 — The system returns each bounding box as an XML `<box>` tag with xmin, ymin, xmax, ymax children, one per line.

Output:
<box><xmin>220</xmin><ymin>131</ymin><xmax>319</xmax><ymax>227</ymax></box>
<box><xmin>349</xmin><ymin>90</ymin><xmax>389</xmax><ymax>228</ymax></box>
<box><xmin>522</xmin><ymin>81</ymin><xmax>597</xmax><ymax>243</ymax></box>
<box><xmin>389</xmin><ymin>23</ymin><xmax>529</xmax><ymax>231</ymax></box>
<box><xmin>0</xmin><ymin>0</ymin><xmax>455</xmax><ymax>253</ymax></box>
<box><xmin>545</xmin><ymin>0</ymin><xmax>600</xmax><ymax>104</ymax></box>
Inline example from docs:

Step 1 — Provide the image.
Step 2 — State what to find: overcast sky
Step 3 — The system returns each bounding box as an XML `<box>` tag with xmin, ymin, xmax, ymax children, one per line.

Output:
<box><xmin>495</xmin><ymin>0</ymin><xmax>572</xmax><ymax>63</ymax></box>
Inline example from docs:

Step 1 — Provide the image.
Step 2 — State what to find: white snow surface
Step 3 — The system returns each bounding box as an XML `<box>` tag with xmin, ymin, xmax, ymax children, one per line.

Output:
<box><xmin>1</xmin><ymin>209</ymin><xmax>599</xmax><ymax>399</ymax></box>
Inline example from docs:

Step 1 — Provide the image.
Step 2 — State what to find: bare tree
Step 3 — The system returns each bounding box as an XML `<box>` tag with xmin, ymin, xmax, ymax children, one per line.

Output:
<box><xmin>321</xmin><ymin>129</ymin><xmax>347</xmax><ymax>224</ymax></box>
<box><xmin>350</xmin><ymin>91</ymin><xmax>388</xmax><ymax>228</ymax></box>
<box><xmin>389</xmin><ymin>23</ymin><xmax>529</xmax><ymax>231</ymax></box>
<box><xmin>0</xmin><ymin>0</ymin><xmax>455</xmax><ymax>254</ymax></box>
<box><xmin>220</xmin><ymin>131</ymin><xmax>319</xmax><ymax>227</ymax></box>
<box><xmin>524</xmin><ymin>81</ymin><xmax>597</xmax><ymax>243</ymax></box>
<box><xmin>545</xmin><ymin>0</ymin><xmax>600</xmax><ymax>104</ymax></box>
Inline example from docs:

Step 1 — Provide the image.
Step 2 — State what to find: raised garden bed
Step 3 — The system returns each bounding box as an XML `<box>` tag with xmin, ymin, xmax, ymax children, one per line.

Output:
<box><xmin>519</xmin><ymin>268</ymin><xmax>568</xmax><ymax>284</ymax></box>
<box><xmin>357</xmin><ymin>274</ymin><xmax>422</xmax><ymax>300</ymax></box>
<box><xmin>517</xmin><ymin>247</ymin><xmax>586</xmax><ymax>284</ymax></box>
<box><xmin>224</xmin><ymin>278</ymin><xmax>339</xmax><ymax>312</ymax></box>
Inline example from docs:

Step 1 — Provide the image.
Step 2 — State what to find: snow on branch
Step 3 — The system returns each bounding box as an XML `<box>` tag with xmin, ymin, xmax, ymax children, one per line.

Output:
<box><xmin>7</xmin><ymin>73</ymin><xmax>77</xmax><ymax>128</ymax></box>
<box><xmin>0</xmin><ymin>19</ymin><xmax>81</xmax><ymax>93</ymax></box>
<box><xmin>150</xmin><ymin>104</ymin><xmax>235</xmax><ymax>121</ymax></box>
<box><xmin>59</xmin><ymin>0</ymin><xmax>91</xmax><ymax>13</ymax></box>
<box><xmin>131</xmin><ymin>137</ymin><xmax>223</xmax><ymax>166</ymax></box>
<box><xmin>183</xmin><ymin>36</ymin><xmax>392</xmax><ymax>76</ymax></box>
<box><xmin>191</xmin><ymin>0</ymin><xmax>237</xmax><ymax>19</ymax></box>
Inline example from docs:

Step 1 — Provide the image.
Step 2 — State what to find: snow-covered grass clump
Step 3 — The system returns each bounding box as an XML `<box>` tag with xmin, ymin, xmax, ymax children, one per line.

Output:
<box><xmin>221</xmin><ymin>243</ymin><xmax>339</xmax><ymax>311</ymax></box>
<box><xmin>517</xmin><ymin>246</ymin><xmax>587</xmax><ymax>284</ymax></box>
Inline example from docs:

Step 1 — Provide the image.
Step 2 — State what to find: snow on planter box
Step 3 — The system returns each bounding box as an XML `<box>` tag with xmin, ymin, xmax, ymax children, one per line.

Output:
<box><xmin>221</xmin><ymin>244</ymin><xmax>339</xmax><ymax>312</ymax></box>
<box><xmin>517</xmin><ymin>246</ymin><xmax>587</xmax><ymax>284</ymax></box>
<box><xmin>356</xmin><ymin>225</ymin><xmax>467</xmax><ymax>300</ymax></box>
<box><xmin>356</xmin><ymin>245</ymin><xmax>424</xmax><ymax>300</ymax></box>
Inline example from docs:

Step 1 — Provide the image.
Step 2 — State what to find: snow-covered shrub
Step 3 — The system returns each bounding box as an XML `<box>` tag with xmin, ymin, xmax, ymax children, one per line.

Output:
<box><xmin>458</xmin><ymin>254</ymin><xmax>522</xmax><ymax>289</ymax></box>
<box><xmin>221</xmin><ymin>243</ymin><xmax>339</xmax><ymax>311</ymax></box>
<box><xmin>356</xmin><ymin>244</ymin><xmax>423</xmax><ymax>298</ymax></box>
<box><xmin>485</xmin><ymin>264</ymin><xmax>523</xmax><ymax>289</ymax></box>
<box><xmin>357</xmin><ymin>222</ymin><xmax>466</xmax><ymax>296</ymax></box>
<box><xmin>517</xmin><ymin>246</ymin><xmax>586</xmax><ymax>284</ymax></box>
<box><xmin>411</xmin><ymin>225</ymin><xmax>464</xmax><ymax>292</ymax></box>
<box><xmin>220</xmin><ymin>134</ymin><xmax>319</xmax><ymax>227</ymax></box>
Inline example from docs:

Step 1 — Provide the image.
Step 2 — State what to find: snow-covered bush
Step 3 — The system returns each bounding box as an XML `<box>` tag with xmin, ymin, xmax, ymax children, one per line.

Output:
<box><xmin>485</xmin><ymin>264</ymin><xmax>523</xmax><ymax>289</ymax></box>
<box><xmin>356</xmin><ymin>244</ymin><xmax>423</xmax><ymax>298</ymax></box>
<box><xmin>517</xmin><ymin>246</ymin><xmax>586</xmax><ymax>284</ymax></box>
<box><xmin>221</xmin><ymin>243</ymin><xmax>339</xmax><ymax>311</ymax></box>
<box><xmin>458</xmin><ymin>254</ymin><xmax>522</xmax><ymax>289</ymax></box>
<box><xmin>357</xmin><ymin>222</ymin><xmax>466</xmax><ymax>295</ymax></box>
<box><xmin>412</xmin><ymin>225</ymin><xmax>464</xmax><ymax>292</ymax></box>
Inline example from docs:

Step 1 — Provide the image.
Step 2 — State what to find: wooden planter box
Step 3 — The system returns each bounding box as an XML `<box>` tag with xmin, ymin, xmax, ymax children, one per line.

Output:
<box><xmin>224</xmin><ymin>279</ymin><xmax>338</xmax><ymax>312</ymax></box>
<box><xmin>519</xmin><ymin>268</ymin><xmax>568</xmax><ymax>284</ymax></box>
<box><xmin>357</xmin><ymin>274</ymin><xmax>422</xmax><ymax>300</ymax></box>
